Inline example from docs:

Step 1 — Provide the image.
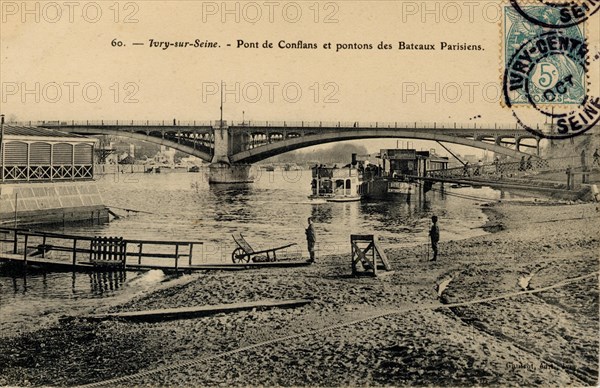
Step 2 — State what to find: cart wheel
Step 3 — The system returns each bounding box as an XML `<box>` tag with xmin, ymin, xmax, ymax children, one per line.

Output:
<box><xmin>232</xmin><ymin>248</ymin><xmax>249</xmax><ymax>263</ymax></box>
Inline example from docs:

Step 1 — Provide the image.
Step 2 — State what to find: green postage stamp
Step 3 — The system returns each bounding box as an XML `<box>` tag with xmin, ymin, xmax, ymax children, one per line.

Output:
<box><xmin>503</xmin><ymin>4</ymin><xmax>587</xmax><ymax>106</ymax></box>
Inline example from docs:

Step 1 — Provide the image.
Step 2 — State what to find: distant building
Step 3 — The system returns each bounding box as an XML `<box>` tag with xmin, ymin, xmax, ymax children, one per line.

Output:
<box><xmin>0</xmin><ymin>125</ymin><xmax>107</xmax><ymax>227</ymax></box>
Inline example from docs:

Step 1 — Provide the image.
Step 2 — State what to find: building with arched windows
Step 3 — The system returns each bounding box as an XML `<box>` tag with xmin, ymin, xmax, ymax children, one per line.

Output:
<box><xmin>0</xmin><ymin>125</ymin><xmax>95</xmax><ymax>182</ymax></box>
<box><xmin>0</xmin><ymin>125</ymin><xmax>107</xmax><ymax>226</ymax></box>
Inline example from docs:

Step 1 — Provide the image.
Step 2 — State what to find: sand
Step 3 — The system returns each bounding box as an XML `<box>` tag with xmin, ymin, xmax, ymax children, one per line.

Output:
<box><xmin>0</xmin><ymin>200</ymin><xmax>598</xmax><ymax>387</ymax></box>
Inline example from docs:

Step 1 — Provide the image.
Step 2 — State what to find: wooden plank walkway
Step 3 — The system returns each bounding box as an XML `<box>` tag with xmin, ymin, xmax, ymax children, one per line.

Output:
<box><xmin>0</xmin><ymin>227</ymin><xmax>311</xmax><ymax>273</ymax></box>
<box><xmin>0</xmin><ymin>253</ymin><xmax>312</xmax><ymax>272</ymax></box>
<box><xmin>72</xmin><ymin>299</ymin><xmax>312</xmax><ymax>322</ymax></box>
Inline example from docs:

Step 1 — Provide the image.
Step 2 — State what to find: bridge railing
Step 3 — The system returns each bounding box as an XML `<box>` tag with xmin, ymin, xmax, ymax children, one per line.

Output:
<box><xmin>230</xmin><ymin>120</ymin><xmax>530</xmax><ymax>131</ymax></box>
<box><xmin>8</xmin><ymin>120</ymin><xmax>557</xmax><ymax>132</ymax></box>
<box><xmin>427</xmin><ymin>156</ymin><xmax>582</xmax><ymax>180</ymax></box>
<box><xmin>11</xmin><ymin>120</ymin><xmax>215</xmax><ymax>127</ymax></box>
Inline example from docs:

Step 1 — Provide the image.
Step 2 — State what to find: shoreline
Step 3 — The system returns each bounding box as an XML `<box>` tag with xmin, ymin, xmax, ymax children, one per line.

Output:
<box><xmin>0</xmin><ymin>200</ymin><xmax>598</xmax><ymax>387</ymax></box>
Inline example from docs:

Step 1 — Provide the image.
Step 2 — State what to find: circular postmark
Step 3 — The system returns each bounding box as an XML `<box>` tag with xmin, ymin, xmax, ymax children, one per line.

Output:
<box><xmin>503</xmin><ymin>30</ymin><xmax>600</xmax><ymax>139</ymax></box>
<box><xmin>510</xmin><ymin>0</ymin><xmax>600</xmax><ymax>29</ymax></box>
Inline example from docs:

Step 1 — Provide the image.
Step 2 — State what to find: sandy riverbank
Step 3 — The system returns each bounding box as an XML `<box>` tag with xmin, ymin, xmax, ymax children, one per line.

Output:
<box><xmin>0</xmin><ymin>200</ymin><xmax>598</xmax><ymax>387</ymax></box>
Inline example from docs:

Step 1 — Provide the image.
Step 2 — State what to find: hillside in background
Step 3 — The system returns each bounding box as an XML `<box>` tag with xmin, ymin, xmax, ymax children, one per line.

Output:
<box><xmin>262</xmin><ymin>143</ymin><xmax>369</xmax><ymax>164</ymax></box>
<box><xmin>542</xmin><ymin>129</ymin><xmax>600</xmax><ymax>159</ymax></box>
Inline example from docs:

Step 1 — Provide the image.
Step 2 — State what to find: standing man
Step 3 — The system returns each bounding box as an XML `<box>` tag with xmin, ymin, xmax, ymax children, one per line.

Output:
<box><xmin>593</xmin><ymin>148</ymin><xmax>599</xmax><ymax>167</ymax></box>
<box><xmin>305</xmin><ymin>217</ymin><xmax>317</xmax><ymax>262</ymax></box>
<box><xmin>429</xmin><ymin>215</ymin><xmax>440</xmax><ymax>261</ymax></box>
<box><xmin>463</xmin><ymin>161</ymin><xmax>470</xmax><ymax>177</ymax></box>
<box><xmin>493</xmin><ymin>156</ymin><xmax>500</xmax><ymax>175</ymax></box>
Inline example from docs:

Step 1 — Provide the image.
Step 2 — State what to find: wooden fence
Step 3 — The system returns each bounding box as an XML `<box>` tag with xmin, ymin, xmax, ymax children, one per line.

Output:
<box><xmin>0</xmin><ymin>227</ymin><xmax>203</xmax><ymax>273</ymax></box>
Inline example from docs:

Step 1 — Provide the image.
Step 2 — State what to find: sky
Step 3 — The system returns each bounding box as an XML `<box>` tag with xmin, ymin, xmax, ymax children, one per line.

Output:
<box><xmin>1</xmin><ymin>1</ymin><xmax>598</xmax><ymax>157</ymax></box>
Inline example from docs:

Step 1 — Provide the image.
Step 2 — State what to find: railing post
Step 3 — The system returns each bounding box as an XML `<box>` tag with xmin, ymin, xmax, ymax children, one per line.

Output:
<box><xmin>138</xmin><ymin>243</ymin><xmax>143</xmax><ymax>265</ymax></box>
<box><xmin>72</xmin><ymin>238</ymin><xmax>77</xmax><ymax>267</ymax></box>
<box><xmin>13</xmin><ymin>231</ymin><xmax>18</xmax><ymax>254</ymax></box>
<box><xmin>23</xmin><ymin>234</ymin><xmax>28</xmax><ymax>267</ymax></box>
<box><xmin>122</xmin><ymin>241</ymin><xmax>127</xmax><ymax>269</ymax></box>
<box><xmin>42</xmin><ymin>235</ymin><xmax>47</xmax><ymax>258</ymax></box>
<box><xmin>174</xmin><ymin>244</ymin><xmax>179</xmax><ymax>274</ymax></box>
<box><xmin>189</xmin><ymin>243</ymin><xmax>193</xmax><ymax>266</ymax></box>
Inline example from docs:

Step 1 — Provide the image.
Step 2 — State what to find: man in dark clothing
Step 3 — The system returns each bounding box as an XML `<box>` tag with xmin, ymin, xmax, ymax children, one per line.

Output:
<box><xmin>592</xmin><ymin>149</ymin><xmax>599</xmax><ymax>167</ymax></box>
<box><xmin>429</xmin><ymin>215</ymin><xmax>440</xmax><ymax>261</ymax></box>
<box><xmin>463</xmin><ymin>161</ymin><xmax>470</xmax><ymax>177</ymax></box>
<box><xmin>519</xmin><ymin>156</ymin><xmax>526</xmax><ymax>171</ymax></box>
<box><xmin>305</xmin><ymin>217</ymin><xmax>316</xmax><ymax>262</ymax></box>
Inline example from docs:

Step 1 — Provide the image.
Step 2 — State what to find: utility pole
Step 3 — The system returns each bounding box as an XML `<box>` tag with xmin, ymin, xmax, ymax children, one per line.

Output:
<box><xmin>220</xmin><ymin>81</ymin><xmax>224</xmax><ymax>127</ymax></box>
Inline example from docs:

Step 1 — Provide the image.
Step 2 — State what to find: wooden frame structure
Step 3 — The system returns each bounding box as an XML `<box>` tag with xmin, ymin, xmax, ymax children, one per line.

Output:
<box><xmin>351</xmin><ymin>234</ymin><xmax>392</xmax><ymax>277</ymax></box>
<box><xmin>231</xmin><ymin>233</ymin><xmax>296</xmax><ymax>263</ymax></box>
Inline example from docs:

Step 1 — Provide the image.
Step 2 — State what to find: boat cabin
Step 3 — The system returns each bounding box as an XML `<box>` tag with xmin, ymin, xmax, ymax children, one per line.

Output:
<box><xmin>310</xmin><ymin>166</ymin><xmax>362</xmax><ymax>202</ymax></box>
<box><xmin>379</xmin><ymin>149</ymin><xmax>449</xmax><ymax>178</ymax></box>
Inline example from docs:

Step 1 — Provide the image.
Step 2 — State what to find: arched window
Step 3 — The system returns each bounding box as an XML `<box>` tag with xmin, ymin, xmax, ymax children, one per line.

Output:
<box><xmin>74</xmin><ymin>144</ymin><xmax>93</xmax><ymax>165</ymax></box>
<box><xmin>30</xmin><ymin>142</ymin><xmax>51</xmax><ymax>165</ymax></box>
<box><xmin>53</xmin><ymin>143</ymin><xmax>73</xmax><ymax>165</ymax></box>
<box><xmin>4</xmin><ymin>142</ymin><xmax>28</xmax><ymax>165</ymax></box>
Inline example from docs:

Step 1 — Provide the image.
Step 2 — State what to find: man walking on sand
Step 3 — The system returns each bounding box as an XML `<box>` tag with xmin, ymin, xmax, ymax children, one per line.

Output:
<box><xmin>305</xmin><ymin>217</ymin><xmax>317</xmax><ymax>262</ymax></box>
<box><xmin>429</xmin><ymin>215</ymin><xmax>440</xmax><ymax>261</ymax></box>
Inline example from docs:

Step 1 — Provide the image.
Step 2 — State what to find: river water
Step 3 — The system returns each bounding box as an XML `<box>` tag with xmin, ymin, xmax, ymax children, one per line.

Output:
<box><xmin>0</xmin><ymin>168</ymin><xmax>523</xmax><ymax>335</ymax></box>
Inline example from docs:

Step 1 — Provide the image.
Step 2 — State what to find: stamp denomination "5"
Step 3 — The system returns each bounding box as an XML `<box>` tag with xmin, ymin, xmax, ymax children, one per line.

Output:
<box><xmin>502</xmin><ymin>2</ymin><xmax>599</xmax><ymax>139</ymax></box>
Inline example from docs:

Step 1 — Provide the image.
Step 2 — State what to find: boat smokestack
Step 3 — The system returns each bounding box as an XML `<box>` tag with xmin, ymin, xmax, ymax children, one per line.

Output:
<box><xmin>351</xmin><ymin>153</ymin><xmax>357</xmax><ymax>166</ymax></box>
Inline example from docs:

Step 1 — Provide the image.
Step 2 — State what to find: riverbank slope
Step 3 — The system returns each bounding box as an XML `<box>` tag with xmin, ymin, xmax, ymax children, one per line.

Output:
<box><xmin>0</xmin><ymin>200</ymin><xmax>598</xmax><ymax>387</ymax></box>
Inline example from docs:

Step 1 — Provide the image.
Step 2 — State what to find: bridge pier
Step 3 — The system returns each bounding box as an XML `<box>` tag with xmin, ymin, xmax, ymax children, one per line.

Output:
<box><xmin>208</xmin><ymin>162</ymin><xmax>253</xmax><ymax>184</ymax></box>
<box><xmin>208</xmin><ymin>123</ymin><xmax>254</xmax><ymax>184</ymax></box>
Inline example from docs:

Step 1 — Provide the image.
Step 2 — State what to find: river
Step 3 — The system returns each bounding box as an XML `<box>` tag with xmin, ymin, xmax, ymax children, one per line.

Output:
<box><xmin>0</xmin><ymin>168</ymin><xmax>524</xmax><ymax>336</ymax></box>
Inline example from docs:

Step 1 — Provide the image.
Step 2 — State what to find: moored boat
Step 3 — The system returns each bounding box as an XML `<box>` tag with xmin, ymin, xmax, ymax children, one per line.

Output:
<box><xmin>308</xmin><ymin>165</ymin><xmax>362</xmax><ymax>202</ymax></box>
<box><xmin>360</xmin><ymin>149</ymin><xmax>448</xmax><ymax>199</ymax></box>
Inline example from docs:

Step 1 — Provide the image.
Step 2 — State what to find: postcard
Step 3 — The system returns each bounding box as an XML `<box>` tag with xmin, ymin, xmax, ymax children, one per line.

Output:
<box><xmin>1</xmin><ymin>1</ymin><xmax>599</xmax><ymax>387</ymax></box>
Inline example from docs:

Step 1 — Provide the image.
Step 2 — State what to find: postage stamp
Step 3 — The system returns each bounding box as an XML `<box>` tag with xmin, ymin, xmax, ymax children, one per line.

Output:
<box><xmin>503</xmin><ymin>4</ymin><xmax>587</xmax><ymax>106</ymax></box>
<box><xmin>509</xmin><ymin>0</ymin><xmax>600</xmax><ymax>29</ymax></box>
<box><xmin>502</xmin><ymin>1</ymin><xmax>600</xmax><ymax>139</ymax></box>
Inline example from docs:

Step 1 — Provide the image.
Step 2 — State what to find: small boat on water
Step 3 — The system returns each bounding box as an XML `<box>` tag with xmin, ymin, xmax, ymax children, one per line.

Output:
<box><xmin>308</xmin><ymin>165</ymin><xmax>362</xmax><ymax>202</ymax></box>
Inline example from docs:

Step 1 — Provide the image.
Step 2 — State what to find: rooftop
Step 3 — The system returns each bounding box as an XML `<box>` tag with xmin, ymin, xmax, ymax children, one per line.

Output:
<box><xmin>1</xmin><ymin>125</ymin><xmax>88</xmax><ymax>139</ymax></box>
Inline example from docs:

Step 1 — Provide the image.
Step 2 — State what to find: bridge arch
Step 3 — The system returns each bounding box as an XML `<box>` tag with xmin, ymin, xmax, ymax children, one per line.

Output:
<box><xmin>87</xmin><ymin>129</ymin><xmax>213</xmax><ymax>162</ymax></box>
<box><xmin>230</xmin><ymin>129</ymin><xmax>532</xmax><ymax>164</ymax></box>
